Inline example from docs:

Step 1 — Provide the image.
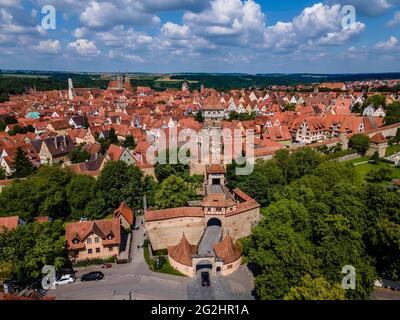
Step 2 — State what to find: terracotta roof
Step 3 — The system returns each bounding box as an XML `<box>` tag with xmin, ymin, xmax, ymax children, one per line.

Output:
<box><xmin>206</xmin><ymin>164</ymin><xmax>225</xmax><ymax>174</ymax></box>
<box><xmin>114</xmin><ymin>202</ymin><xmax>134</xmax><ymax>226</ymax></box>
<box><xmin>202</xmin><ymin>95</ymin><xmax>224</xmax><ymax>111</ymax></box>
<box><xmin>371</xmin><ymin>132</ymin><xmax>388</xmax><ymax>144</ymax></box>
<box><xmin>65</xmin><ymin>218</ymin><xmax>121</xmax><ymax>250</ymax></box>
<box><xmin>34</xmin><ymin>216</ymin><xmax>52</xmax><ymax>223</ymax></box>
<box><xmin>0</xmin><ymin>216</ymin><xmax>22</xmax><ymax>233</ymax></box>
<box><xmin>107</xmin><ymin>144</ymin><xmax>125</xmax><ymax>161</ymax></box>
<box><xmin>232</xmin><ymin>188</ymin><xmax>253</xmax><ymax>201</ymax></box>
<box><xmin>145</xmin><ymin>207</ymin><xmax>203</xmax><ymax>222</ymax></box>
<box><xmin>202</xmin><ymin>194</ymin><xmax>236</xmax><ymax>207</ymax></box>
<box><xmin>168</xmin><ymin>234</ymin><xmax>197</xmax><ymax>266</ymax></box>
<box><xmin>225</xmin><ymin>200</ymin><xmax>260</xmax><ymax>217</ymax></box>
<box><xmin>213</xmin><ymin>234</ymin><xmax>241</xmax><ymax>264</ymax></box>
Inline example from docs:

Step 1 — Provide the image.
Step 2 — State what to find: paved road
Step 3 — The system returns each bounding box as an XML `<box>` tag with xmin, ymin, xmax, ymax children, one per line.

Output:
<box><xmin>197</xmin><ymin>226</ymin><xmax>222</xmax><ymax>256</ymax></box>
<box><xmin>51</xmin><ymin>222</ymin><xmax>254</xmax><ymax>300</ymax></box>
<box><xmin>187</xmin><ymin>267</ymin><xmax>255</xmax><ymax>300</ymax></box>
<box><xmin>52</xmin><ymin>222</ymin><xmax>189</xmax><ymax>300</ymax></box>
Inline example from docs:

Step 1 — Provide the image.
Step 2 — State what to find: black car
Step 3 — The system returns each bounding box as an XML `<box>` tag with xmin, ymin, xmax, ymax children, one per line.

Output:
<box><xmin>201</xmin><ymin>272</ymin><xmax>210</xmax><ymax>287</ymax></box>
<box><xmin>80</xmin><ymin>271</ymin><xmax>104</xmax><ymax>282</ymax></box>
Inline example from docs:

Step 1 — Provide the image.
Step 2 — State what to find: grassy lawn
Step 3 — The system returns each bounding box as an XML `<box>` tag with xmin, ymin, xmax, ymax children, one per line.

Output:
<box><xmin>386</xmin><ymin>144</ymin><xmax>400</xmax><ymax>157</ymax></box>
<box><xmin>143</xmin><ymin>244</ymin><xmax>185</xmax><ymax>277</ymax></box>
<box><xmin>344</xmin><ymin>156</ymin><xmax>371</xmax><ymax>166</ymax></box>
<box><xmin>352</xmin><ymin>161</ymin><xmax>400</xmax><ymax>182</ymax></box>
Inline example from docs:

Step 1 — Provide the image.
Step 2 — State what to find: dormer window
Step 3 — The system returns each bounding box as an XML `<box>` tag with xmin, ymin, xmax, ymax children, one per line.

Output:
<box><xmin>107</xmin><ymin>234</ymin><xmax>113</xmax><ymax>240</ymax></box>
<box><xmin>72</xmin><ymin>238</ymin><xmax>79</xmax><ymax>244</ymax></box>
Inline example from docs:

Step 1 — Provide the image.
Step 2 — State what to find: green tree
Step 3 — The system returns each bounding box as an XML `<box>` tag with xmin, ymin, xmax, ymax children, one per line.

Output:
<box><xmin>68</xmin><ymin>146</ymin><xmax>91</xmax><ymax>164</ymax></box>
<box><xmin>66</xmin><ymin>175</ymin><xmax>96</xmax><ymax>219</ymax></box>
<box><xmin>123</xmin><ymin>135</ymin><xmax>136</xmax><ymax>150</ymax></box>
<box><xmin>154</xmin><ymin>150</ymin><xmax>190</xmax><ymax>183</ymax></box>
<box><xmin>0</xmin><ymin>166</ymin><xmax>6</xmax><ymax>180</ymax></box>
<box><xmin>0</xmin><ymin>166</ymin><xmax>73</xmax><ymax>221</ymax></box>
<box><xmin>284</xmin><ymin>274</ymin><xmax>346</xmax><ymax>300</ymax></box>
<box><xmin>95</xmin><ymin>161</ymin><xmax>144</xmax><ymax>215</ymax></box>
<box><xmin>366</xmin><ymin>94</ymin><xmax>386</xmax><ymax>108</ymax></box>
<box><xmin>12</xmin><ymin>147</ymin><xmax>35</xmax><ymax>178</ymax></box>
<box><xmin>0</xmin><ymin>220</ymin><xmax>67</xmax><ymax>280</ymax></box>
<box><xmin>366</xmin><ymin>168</ymin><xmax>393</xmax><ymax>183</ymax></box>
<box><xmin>109</xmin><ymin>128</ymin><xmax>119</xmax><ymax>144</ymax></box>
<box><xmin>243</xmin><ymin>221</ymin><xmax>317</xmax><ymax>300</ymax></box>
<box><xmin>154</xmin><ymin>175</ymin><xmax>191</xmax><ymax>209</ymax></box>
<box><xmin>385</xmin><ymin>101</ymin><xmax>400</xmax><ymax>126</ymax></box>
<box><xmin>348</xmin><ymin>134</ymin><xmax>371</xmax><ymax>154</ymax></box>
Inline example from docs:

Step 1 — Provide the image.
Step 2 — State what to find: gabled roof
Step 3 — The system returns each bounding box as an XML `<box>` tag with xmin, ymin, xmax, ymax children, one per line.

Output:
<box><xmin>65</xmin><ymin>218</ymin><xmax>121</xmax><ymax>250</ymax></box>
<box><xmin>114</xmin><ymin>202</ymin><xmax>134</xmax><ymax>226</ymax></box>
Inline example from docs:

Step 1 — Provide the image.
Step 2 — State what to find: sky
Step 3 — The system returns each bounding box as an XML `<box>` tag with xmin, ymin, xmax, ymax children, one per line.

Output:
<box><xmin>1</xmin><ymin>0</ymin><xmax>400</xmax><ymax>73</ymax></box>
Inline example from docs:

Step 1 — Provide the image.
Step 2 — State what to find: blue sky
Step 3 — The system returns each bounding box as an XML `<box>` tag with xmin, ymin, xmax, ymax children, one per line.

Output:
<box><xmin>1</xmin><ymin>0</ymin><xmax>400</xmax><ymax>73</ymax></box>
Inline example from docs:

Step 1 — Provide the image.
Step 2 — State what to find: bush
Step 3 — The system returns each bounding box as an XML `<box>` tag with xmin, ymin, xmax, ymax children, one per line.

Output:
<box><xmin>73</xmin><ymin>256</ymin><xmax>116</xmax><ymax>268</ymax></box>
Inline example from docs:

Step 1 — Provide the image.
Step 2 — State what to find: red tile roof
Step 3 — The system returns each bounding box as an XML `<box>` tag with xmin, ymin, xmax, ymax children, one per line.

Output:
<box><xmin>213</xmin><ymin>234</ymin><xmax>241</xmax><ymax>264</ymax></box>
<box><xmin>206</xmin><ymin>164</ymin><xmax>225</xmax><ymax>174</ymax></box>
<box><xmin>65</xmin><ymin>218</ymin><xmax>121</xmax><ymax>250</ymax></box>
<box><xmin>168</xmin><ymin>234</ymin><xmax>197</xmax><ymax>266</ymax></box>
<box><xmin>0</xmin><ymin>216</ymin><xmax>22</xmax><ymax>233</ymax></box>
<box><xmin>114</xmin><ymin>202</ymin><xmax>134</xmax><ymax>226</ymax></box>
<box><xmin>371</xmin><ymin>132</ymin><xmax>388</xmax><ymax>144</ymax></box>
<box><xmin>145</xmin><ymin>207</ymin><xmax>203</xmax><ymax>222</ymax></box>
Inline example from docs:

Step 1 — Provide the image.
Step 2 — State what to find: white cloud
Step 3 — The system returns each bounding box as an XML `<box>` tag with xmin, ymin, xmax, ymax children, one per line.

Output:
<box><xmin>109</xmin><ymin>50</ymin><xmax>144</xmax><ymax>62</ymax></box>
<box><xmin>161</xmin><ymin>22</ymin><xmax>191</xmax><ymax>39</ymax></box>
<box><xmin>32</xmin><ymin>39</ymin><xmax>61</xmax><ymax>54</ymax></box>
<box><xmin>67</xmin><ymin>39</ymin><xmax>100</xmax><ymax>56</ymax></box>
<box><xmin>374</xmin><ymin>36</ymin><xmax>399</xmax><ymax>50</ymax></box>
<box><xmin>0</xmin><ymin>0</ymin><xmax>21</xmax><ymax>8</ymax></box>
<box><xmin>327</xmin><ymin>0</ymin><xmax>400</xmax><ymax>16</ymax></box>
<box><xmin>387</xmin><ymin>11</ymin><xmax>400</xmax><ymax>26</ymax></box>
<box><xmin>264</xmin><ymin>3</ymin><xmax>365</xmax><ymax>50</ymax></box>
<box><xmin>73</xmin><ymin>27</ymin><xmax>87</xmax><ymax>38</ymax></box>
<box><xmin>80</xmin><ymin>1</ymin><xmax>160</xmax><ymax>29</ymax></box>
<box><xmin>183</xmin><ymin>0</ymin><xmax>266</xmax><ymax>44</ymax></box>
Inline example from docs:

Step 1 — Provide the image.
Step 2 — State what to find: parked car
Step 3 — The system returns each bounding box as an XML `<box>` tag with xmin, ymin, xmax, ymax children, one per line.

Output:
<box><xmin>55</xmin><ymin>274</ymin><xmax>76</xmax><ymax>286</ymax></box>
<box><xmin>81</xmin><ymin>271</ymin><xmax>104</xmax><ymax>282</ymax></box>
<box><xmin>101</xmin><ymin>263</ymin><xmax>112</xmax><ymax>269</ymax></box>
<box><xmin>201</xmin><ymin>272</ymin><xmax>210</xmax><ymax>287</ymax></box>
